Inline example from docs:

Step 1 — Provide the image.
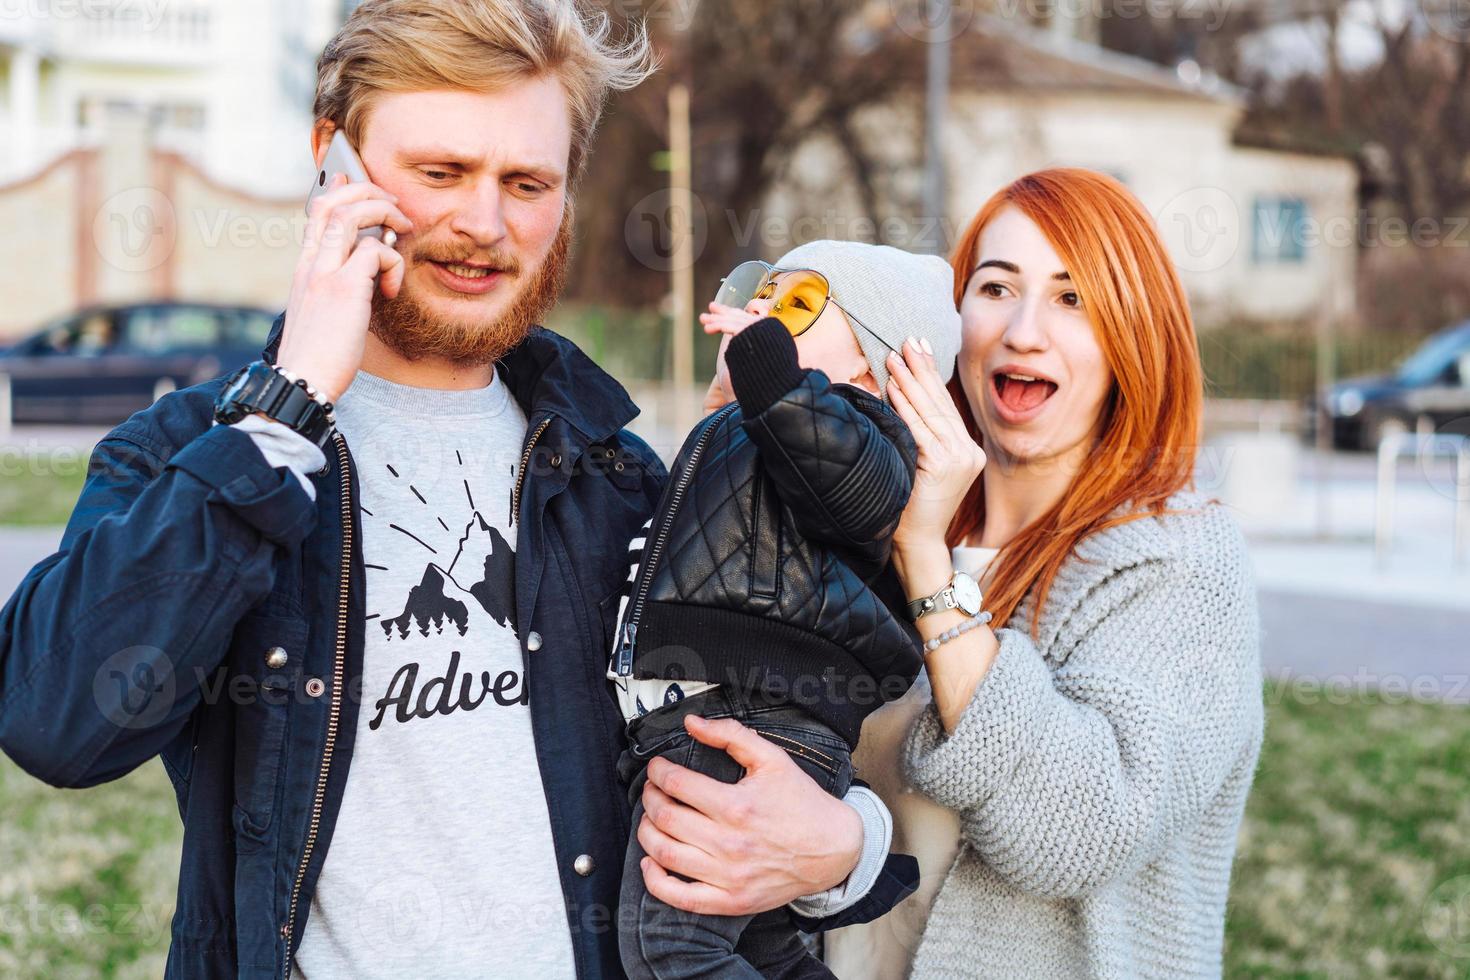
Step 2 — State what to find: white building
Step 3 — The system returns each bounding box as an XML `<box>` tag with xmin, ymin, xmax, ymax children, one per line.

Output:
<box><xmin>0</xmin><ymin>0</ymin><xmax>343</xmax><ymax>197</ymax></box>
<box><xmin>762</xmin><ymin>17</ymin><xmax>1360</xmax><ymax>328</ymax></box>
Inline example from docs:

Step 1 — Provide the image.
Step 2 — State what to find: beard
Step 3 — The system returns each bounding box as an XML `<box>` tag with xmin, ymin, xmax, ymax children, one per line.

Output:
<box><xmin>368</xmin><ymin>209</ymin><xmax>572</xmax><ymax>366</ymax></box>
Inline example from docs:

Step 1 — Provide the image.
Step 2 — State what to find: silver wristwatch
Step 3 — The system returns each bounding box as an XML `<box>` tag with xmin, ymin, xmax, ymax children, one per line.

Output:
<box><xmin>906</xmin><ymin>570</ymin><xmax>983</xmax><ymax>622</ymax></box>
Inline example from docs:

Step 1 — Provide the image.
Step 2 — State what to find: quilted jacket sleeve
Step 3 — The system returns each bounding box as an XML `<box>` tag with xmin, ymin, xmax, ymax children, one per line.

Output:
<box><xmin>725</xmin><ymin>317</ymin><xmax>918</xmax><ymax>567</ymax></box>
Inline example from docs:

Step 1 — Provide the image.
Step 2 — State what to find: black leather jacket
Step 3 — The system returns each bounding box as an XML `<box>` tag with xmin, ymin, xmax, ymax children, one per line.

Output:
<box><xmin>610</xmin><ymin>318</ymin><xmax>923</xmax><ymax>745</ymax></box>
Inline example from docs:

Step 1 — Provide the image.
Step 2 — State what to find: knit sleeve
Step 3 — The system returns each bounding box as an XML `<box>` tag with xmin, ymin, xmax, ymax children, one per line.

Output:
<box><xmin>900</xmin><ymin>528</ymin><xmax>1264</xmax><ymax>900</ymax></box>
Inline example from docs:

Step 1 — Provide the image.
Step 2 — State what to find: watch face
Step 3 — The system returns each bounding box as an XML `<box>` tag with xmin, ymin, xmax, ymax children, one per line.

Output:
<box><xmin>214</xmin><ymin>361</ymin><xmax>276</xmax><ymax>425</ymax></box>
<box><xmin>952</xmin><ymin>572</ymin><xmax>983</xmax><ymax>615</ymax></box>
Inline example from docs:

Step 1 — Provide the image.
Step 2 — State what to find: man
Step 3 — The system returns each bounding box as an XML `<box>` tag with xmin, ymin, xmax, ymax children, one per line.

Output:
<box><xmin>0</xmin><ymin>1</ymin><xmax>908</xmax><ymax>977</ymax></box>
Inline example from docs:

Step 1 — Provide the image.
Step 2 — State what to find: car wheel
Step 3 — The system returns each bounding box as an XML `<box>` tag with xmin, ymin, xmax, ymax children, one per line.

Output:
<box><xmin>1330</xmin><ymin>426</ymin><xmax>1358</xmax><ymax>452</ymax></box>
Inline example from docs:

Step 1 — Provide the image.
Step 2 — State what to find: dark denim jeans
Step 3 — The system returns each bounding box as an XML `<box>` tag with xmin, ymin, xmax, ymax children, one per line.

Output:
<box><xmin>616</xmin><ymin>686</ymin><xmax>853</xmax><ymax>979</ymax></box>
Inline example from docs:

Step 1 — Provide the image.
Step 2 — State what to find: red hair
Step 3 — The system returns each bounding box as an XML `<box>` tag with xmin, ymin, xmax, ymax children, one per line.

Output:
<box><xmin>947</xmin><ymin>168</ymin><xmax>1203</xmax><ymax>636</ymax></box>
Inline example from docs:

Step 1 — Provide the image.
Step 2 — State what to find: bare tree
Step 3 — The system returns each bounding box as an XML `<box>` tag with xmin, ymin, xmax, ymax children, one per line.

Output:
<box><xmin>565</xmin><ymin>0</ymin><xmax>929</xmax><ymax>315</ymax></box>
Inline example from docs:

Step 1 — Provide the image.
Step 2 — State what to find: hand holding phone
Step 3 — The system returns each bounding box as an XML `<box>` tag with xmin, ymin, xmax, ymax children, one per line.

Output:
<box><xmin>274</xmin><ymin>133</ymin><xmax>415</xmax><ymax>403</ymax></box>
<box><xmin>306</xmin><ymin>130</ymin><xmax>399</xmax><ymax>249</ymax></box>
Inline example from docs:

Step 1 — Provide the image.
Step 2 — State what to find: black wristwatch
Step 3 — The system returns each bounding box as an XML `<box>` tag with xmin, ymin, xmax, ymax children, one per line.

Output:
<box><xmin>214</xmin><ymin>360</ymin><xmax>336</xmax><ymax>449</ymax></box>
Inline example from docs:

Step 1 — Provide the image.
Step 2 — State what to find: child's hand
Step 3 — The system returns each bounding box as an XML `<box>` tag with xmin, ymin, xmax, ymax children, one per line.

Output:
<box><xmin>700</xmin><ymin>303</ymin><xmax>760</xmax><ymax>408</ymax></box>
<box><xmin>699</xmin><ymin>301</ymin><xmax>761</xmax><ymax>336</ymax></box>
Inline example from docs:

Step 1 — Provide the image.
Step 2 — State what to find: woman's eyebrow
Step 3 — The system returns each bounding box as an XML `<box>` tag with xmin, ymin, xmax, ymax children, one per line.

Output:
<box><xmin>974</xmin><ymin>259</ymin><xmax>1072</xmax><ymax>281</ymax></box>
<box><xmin>975</xmin><ymin>259</ymin><xmax>1019</xmax><ymax>274</ymax></box>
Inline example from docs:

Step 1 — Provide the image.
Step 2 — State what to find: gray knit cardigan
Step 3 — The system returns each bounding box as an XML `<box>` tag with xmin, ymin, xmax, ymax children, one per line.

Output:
<box><xmin>899</xmin><ymin>491</ymin><xmax>1263</xmax><ymax>979</ymax></box>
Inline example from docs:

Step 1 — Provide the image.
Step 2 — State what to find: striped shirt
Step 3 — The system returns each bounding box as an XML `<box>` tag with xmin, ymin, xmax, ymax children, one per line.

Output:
<box><xmin>605</xmin><ymin>517</ymin><xmax>717</xmax><ymax>721</ymax></box>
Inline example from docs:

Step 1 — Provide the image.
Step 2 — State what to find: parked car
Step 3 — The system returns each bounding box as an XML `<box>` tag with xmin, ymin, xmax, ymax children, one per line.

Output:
<box><xmin>0</xmin><ymin>301</ymin><xmax>277</xmax><ymax>425</ymax></box>
<box><xmin>1320</xmin><ymin>320</ymin><xmax>1470</xmax><ymax>451</ymax></box>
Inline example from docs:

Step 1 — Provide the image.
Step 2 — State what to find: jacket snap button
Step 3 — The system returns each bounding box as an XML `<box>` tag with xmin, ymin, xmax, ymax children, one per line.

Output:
<box><xmin>550</xmin><ymin>453</ymin><xmax>563</xmax><ymax>468</ymax></box>
<box><xmin>573</xmin><ymin>853</ymin><xmax>595</xmax><ymax>876</ymax></box>
<box><xmin>526</xmin><ymin>631</ymin><xmax>543</xmax><ymax>652</ymax></box>
<box><xmin>613</xmin><ymin>461</ymin><xmax>625</xmax><ymax>472</ymax></box>
<box><xmin>264</xmin><ymin>646</ymin><xmax>289</xmax><ymax>669</ymax></box>
<box><xmin>304</xmin><ymin>677</ymin><xmax>326</xmax><ymax>698</ymax></box>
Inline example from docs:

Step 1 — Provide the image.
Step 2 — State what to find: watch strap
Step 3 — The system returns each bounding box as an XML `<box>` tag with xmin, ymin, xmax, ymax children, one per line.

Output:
<box><xmin>907</xmin><ymin>587</ymin><xmax>957</xmax><ymax>621</ymax></box>
<box><xmin>215</xmin><ymin>361</ymin><xmax>335</xmax><ymax>449</ymax></box>
<box><xmin>907</xmin><ymin>571</ymin><xmax>981</xmax><ymax>622</ymax></box>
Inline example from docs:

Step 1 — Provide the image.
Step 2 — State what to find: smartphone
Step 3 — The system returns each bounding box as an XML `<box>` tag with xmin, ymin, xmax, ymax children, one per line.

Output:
<box><xmin>305</xmin><ymin>129</ymin><xmax>398</xmax><ymax>249</ymax></box>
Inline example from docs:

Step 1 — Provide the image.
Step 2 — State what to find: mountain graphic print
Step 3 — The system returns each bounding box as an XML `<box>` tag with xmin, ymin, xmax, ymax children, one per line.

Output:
<box><xmin>364</xmin><ymin>454</ymin><xmax>518</xmax><ymax>643</ymax></box>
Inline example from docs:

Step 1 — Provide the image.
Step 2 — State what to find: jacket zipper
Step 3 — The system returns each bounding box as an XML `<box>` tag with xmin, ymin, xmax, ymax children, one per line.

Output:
<box><xmin>615</xmin><ymin>403</ymin><xmax>738</xmax><ymax>675</ymax></box>
<box><xmin>512</xmin><ymin>416</ymin><xmax>554</xmax><ymax>526</ymax></box>
<box><xmin>280</xmin><ymin>430</ymin><xmax>352</xmax><ymax>974</ymax></box>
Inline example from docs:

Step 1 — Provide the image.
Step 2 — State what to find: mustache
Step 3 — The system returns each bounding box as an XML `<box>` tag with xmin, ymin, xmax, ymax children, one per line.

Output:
<box><xmin>411</xmin><ymin>244</ymin><xmax>522</xmax><ymax>276</ymax></box>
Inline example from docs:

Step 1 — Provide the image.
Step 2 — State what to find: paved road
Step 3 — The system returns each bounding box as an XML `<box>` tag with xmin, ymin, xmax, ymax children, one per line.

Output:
<box><xmin>1259</xmin><ymin>589</ymin><xmax>1470</xmax><ymax>703</ymax></box>
<box><xmin>2</xmin><ymin>524</ymin><xmax>1465</xmax><ymax>702</ymax></box>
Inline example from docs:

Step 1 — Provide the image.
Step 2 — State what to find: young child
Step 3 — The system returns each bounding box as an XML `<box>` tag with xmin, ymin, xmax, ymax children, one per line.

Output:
<box><xmin>608</xmin><ymin>240</ymin><xmax>962</xmax><ymax>978</ymax></box>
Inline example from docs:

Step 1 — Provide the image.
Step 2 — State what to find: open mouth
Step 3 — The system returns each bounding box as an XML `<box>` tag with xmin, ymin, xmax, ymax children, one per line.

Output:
<box><xmin>992</xmin><ymin>369</ymin><xmax>1059</xmax><ymax>419</ymax></box>
<box><xmin>428</xmin><ymin>260</ymin><xmax>507</xmax><ymax>294</ymax></box>
<box><xmin>439</xmin><ymin>262</ymin><xmax>495</xmax><ymax>279</ymax></box>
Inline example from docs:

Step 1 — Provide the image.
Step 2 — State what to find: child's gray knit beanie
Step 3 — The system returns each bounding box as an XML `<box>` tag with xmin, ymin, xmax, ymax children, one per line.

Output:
<box><xmin>774</xmin><ymin>240</ymin><xmax>962</xmax><ymax>403</ymax></box>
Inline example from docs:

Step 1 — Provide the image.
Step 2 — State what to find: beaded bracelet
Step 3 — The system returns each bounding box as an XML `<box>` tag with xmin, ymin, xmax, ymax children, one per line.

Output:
<box><xmin>274</xmin><ymin>365</ymin><xmax>337</xmax><ymax>423</ymax></box>
<box><xmin>923</xmin><ymin>611</ymin><xmax>993</xmax><ymax>654</ymax></box>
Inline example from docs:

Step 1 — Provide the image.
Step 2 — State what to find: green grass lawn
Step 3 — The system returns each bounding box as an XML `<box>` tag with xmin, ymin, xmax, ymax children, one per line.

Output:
<box><xmin>1</xmin><ymin>682</ymin><xmax>1467</xmax><ymax>977</ymax></box>
<box><xmin>0</xmin><ymin>452</ymin><xmax>89</xmax><ymax>526</ymax></box>
<box><xmin>1227</xmin><ymin>682</ymin><xmax>1470</xmax><ymax>979</ymax></box>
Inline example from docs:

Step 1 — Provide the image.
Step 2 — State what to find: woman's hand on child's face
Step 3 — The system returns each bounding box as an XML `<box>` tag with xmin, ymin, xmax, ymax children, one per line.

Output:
<box><xmin>886</xmin><ymin>337</ymin><xmax>987</xmax><ymax>554</ymax></box>
<box><xmin>700</xmin><ymin>301</ymin><xmax>761</xmax><ymax>336</ymax></box>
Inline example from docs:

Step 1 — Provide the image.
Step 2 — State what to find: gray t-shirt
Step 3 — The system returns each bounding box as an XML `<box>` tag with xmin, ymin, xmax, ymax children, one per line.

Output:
<box><xmin>293</xmin><ymin>368</ymin><xmax>574</xmax><ymax>979</ymax></box>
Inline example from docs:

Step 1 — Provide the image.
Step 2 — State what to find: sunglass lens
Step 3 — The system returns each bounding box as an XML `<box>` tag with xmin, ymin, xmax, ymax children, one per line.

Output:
<box><xmin>770</xmin><ymin>271</ymin><xmax>829</xmax><ymax>337</ymax></box>
<box><xmin>714</xmin><ymin>261</ymin><xmax>769</xmax><ymax>309</ymax></box>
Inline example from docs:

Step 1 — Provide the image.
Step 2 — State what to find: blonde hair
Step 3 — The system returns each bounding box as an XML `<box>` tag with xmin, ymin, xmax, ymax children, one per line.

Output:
<box><xmin>313</xmin><ymin>0</ymin><xmax>654</xmax><ymax>184</ymax></box>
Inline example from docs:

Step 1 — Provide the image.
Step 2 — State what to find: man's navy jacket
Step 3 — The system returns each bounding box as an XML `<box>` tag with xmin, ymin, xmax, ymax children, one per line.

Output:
<box><xmin>0</xmin><ymin>315</ymin><xmax>912</xmax><ymax>978</ymax></box>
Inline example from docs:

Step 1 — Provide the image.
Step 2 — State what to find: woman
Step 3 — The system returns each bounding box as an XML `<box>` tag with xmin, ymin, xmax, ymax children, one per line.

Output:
<box><xmin>825</xmin><ymin>168</ymin><xmax>1263</xmax><ymax>978</ymax></box>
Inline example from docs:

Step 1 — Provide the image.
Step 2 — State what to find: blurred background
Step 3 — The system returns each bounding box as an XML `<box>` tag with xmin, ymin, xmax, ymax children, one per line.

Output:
<box><xmin>0</xmin><ymin>0</ymin><xmax>1468</xmax><ymax>976</ymax></box>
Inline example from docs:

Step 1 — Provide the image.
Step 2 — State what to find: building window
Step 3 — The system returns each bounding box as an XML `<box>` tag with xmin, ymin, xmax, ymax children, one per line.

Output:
<box><xmin>1253</xmin><ymin>197</ymin><xmax>1308</xmax><ymax>264</ymax></box>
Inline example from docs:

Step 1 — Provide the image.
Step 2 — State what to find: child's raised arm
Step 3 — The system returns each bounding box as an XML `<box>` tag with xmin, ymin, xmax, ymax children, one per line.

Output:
<box><xmin>724</xmin><ymin>317</ymin><xmax>918</xmax><ymax>567</ymax></box>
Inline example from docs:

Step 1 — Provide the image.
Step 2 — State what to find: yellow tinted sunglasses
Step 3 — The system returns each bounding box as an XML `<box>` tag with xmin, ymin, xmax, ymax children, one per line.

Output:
<box><xmin>714</xmin><ymin>260</ymin><xmax>897</xmax><ymax>354</ymax></box>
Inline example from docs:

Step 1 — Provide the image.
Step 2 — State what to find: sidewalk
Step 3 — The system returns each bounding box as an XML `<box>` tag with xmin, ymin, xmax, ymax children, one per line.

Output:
<box><xmin>1205</xmin><ymin>438</ymin><xmax>1469</xmax><ymax>701</ymax></box>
